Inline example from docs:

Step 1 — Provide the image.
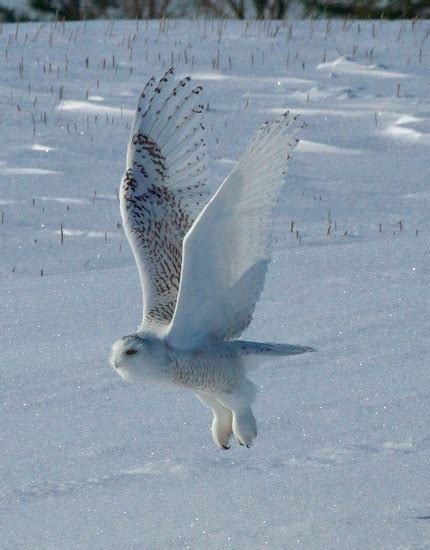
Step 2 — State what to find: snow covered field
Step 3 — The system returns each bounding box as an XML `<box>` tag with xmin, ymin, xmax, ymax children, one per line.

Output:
<box><xmin>1</xmin><ymin>18</ymin><xmax>429</xmax><ymax>549</ymax></box>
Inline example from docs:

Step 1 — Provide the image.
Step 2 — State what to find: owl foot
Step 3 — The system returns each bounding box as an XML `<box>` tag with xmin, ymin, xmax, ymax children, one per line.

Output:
<box><xmin>195</xmin><ymin>391</ymin><xmax>234</xmax><ymax>450</ymax></box>
<box><xmin>232</xmin><ymin>407</ymin><xmax>257</xmax><ymax>448</ymax></box>
<box><xmin>212</xmin><ymin>419</ymin><xmax>233</xmax><ymax>450</ymax></box>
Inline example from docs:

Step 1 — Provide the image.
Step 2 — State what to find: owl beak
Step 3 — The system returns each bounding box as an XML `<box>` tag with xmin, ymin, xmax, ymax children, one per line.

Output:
<box><xmin>109</xmin><ymin>354</ymin><xmax>119</xmax><ymax>370</ymax></box>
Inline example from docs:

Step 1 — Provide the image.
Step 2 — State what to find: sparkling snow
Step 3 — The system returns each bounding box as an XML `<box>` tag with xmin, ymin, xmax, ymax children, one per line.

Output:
<box><xmin>1</xmin><ymin>18</ymin><xmax>429</xmax><ymax>549</ymax></box>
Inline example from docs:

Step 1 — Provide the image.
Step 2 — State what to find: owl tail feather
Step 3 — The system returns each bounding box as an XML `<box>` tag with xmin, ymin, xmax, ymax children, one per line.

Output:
<box><xmin>236</xmin><ymin>340</ymin><xmax>315</xmax><ymax>368</ymax></box>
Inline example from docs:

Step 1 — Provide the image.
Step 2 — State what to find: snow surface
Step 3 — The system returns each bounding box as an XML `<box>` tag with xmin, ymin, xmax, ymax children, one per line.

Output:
<box><xmin>1</xmin><ymin>18</ymin><xmax>429</xmax><ymax>549</ymax></box>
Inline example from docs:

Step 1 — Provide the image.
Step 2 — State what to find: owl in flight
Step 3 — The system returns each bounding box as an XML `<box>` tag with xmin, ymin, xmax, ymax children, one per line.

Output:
<box><xmin>110</xmin><ymin>68</ymin><xmax>314</xmax><ymax>449</ymax></box>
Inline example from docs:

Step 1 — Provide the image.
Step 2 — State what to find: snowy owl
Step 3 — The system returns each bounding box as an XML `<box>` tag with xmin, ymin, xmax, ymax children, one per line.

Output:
<box><xmin>110</xmin><ymin>68</ymin><xmax>314</xmax><ymax>449</ymax></box>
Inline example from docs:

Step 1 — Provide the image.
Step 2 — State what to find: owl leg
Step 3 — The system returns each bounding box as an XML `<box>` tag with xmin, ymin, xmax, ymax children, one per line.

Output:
<box><xmin>195</xmin><ymin>392</ymin><xmax>233</xmax><ymax>450</ymax></box>
<box><xmin>216</xmin><ymin>381</ymin><xmax>257</xmax><ymax>448</ymax></box>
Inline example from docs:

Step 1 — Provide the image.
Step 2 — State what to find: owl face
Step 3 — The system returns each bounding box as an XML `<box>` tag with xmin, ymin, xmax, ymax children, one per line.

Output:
<box><xmin>110</xmin><ymin>333</ymin><xmax>167</xmax><ymax>383</ymax></box>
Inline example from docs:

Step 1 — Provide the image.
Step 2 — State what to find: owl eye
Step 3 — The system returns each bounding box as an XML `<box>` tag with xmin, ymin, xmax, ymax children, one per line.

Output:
<box><xmin>126</xmin><ymin>349</ymin><xmax>138</xmax><ymax>356</ymax></box>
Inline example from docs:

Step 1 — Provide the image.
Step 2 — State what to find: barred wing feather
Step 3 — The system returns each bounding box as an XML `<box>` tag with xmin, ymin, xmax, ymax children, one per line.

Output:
<box><xmin>167</xmin><ymin>113</ymin><xmax>305</xmax><ymax>349</ymax></box>
<box><xmin>120</xmin><ymin>69</ymin><xmax>211</xmax><ymax>331</ymax></box>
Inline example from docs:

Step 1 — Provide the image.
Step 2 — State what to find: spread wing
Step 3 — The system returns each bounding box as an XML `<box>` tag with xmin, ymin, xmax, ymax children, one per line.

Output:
<box><xmin>120</xmin><ymin>69</ymin><xmax>211</xmax><ymax>332</ymax></box>
<box><xmin>167</xmin><ymin>112</ymin><xmax>305</xmax><ymax>349</ymax></box>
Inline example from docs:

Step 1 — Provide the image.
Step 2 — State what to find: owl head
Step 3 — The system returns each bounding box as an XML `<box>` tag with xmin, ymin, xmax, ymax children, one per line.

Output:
<box><xmin>110</xmin><ymin>333</ymin><xmax>168</xmax><ymax>383</ymax></box>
